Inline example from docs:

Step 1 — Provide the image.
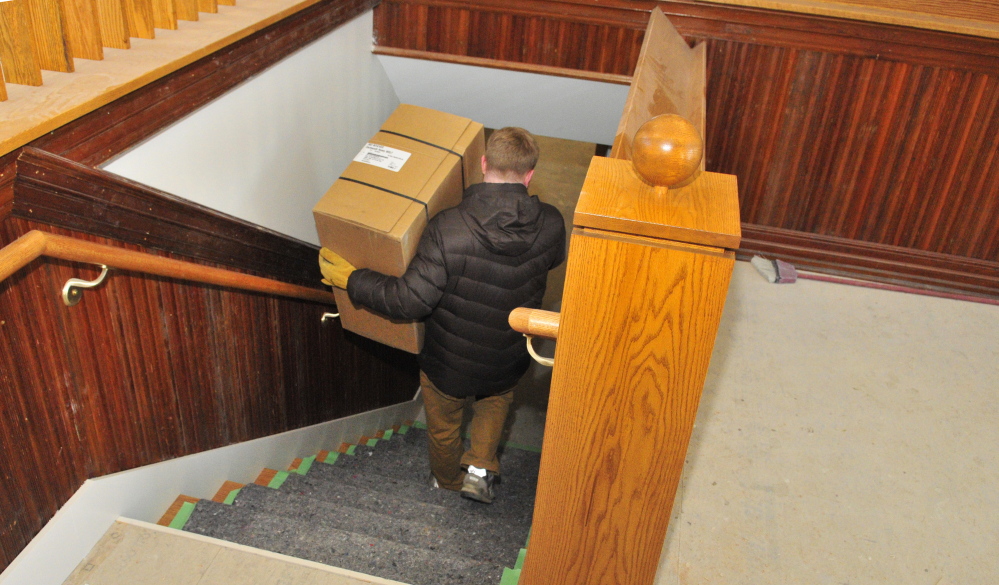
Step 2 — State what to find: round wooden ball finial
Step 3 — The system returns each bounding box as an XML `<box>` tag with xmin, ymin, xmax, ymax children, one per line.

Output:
<box><xmin>631</xmin><ymin>114</ymin><xmax>703</xmax><ymax>187</ymax></box>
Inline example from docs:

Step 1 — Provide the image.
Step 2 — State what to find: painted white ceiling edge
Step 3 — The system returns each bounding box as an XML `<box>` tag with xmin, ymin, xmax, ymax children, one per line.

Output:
<box><xmin>377</xmin><ymin>55</ymin><xmax>629</xmax><ymax>147</ymax></box>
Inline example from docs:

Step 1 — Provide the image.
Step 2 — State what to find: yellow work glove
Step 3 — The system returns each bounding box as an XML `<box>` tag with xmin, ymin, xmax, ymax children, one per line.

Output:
<box><xmin>318</xmin><ymin>247</ymin><xmax>356</xmax><ymax>289</ymax></box>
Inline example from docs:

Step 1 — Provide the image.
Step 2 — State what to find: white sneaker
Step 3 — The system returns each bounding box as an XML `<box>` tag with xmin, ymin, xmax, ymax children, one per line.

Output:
<box><xmin>460</xmin><ymin>470</ymin><xmax>495</xmax><ymax>504</ymax></box>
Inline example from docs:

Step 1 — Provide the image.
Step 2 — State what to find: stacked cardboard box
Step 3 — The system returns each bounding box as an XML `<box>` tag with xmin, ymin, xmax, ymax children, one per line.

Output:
<box><xmin>313</xmin><ymin>104</ymin><xmax>485</xmax><ymax>353</ymax></box>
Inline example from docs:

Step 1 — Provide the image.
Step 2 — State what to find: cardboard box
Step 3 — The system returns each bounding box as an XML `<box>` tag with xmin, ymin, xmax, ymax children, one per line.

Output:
<box><xmin>314</xmin><ymin>105</ymin><xmax>485</xmax><ymax>353</ymax></box>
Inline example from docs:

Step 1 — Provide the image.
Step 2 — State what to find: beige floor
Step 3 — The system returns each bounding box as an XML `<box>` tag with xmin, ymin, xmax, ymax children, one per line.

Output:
<box><xmin>64</xmin><ymin>521</ymin><xmax>406</xmax><ymax>585</ymax></box>
<box><xmin>655</xmin><ymin>263</ymin><xmax>999</xmax><ymax>585</ymax></box>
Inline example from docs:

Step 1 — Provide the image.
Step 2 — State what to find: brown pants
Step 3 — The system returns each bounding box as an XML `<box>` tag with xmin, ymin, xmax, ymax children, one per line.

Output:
<box><xmin>420</xmin><ymin>371</ymin><xmax>514</xmax><ymax>491</ymax></box>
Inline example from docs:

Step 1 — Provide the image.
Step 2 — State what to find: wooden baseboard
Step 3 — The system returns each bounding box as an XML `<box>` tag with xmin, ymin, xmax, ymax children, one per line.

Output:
<box><xmin>738</xmin><ymin>224</ymin><xmax>999</xmax><ymax>299</ymax></box>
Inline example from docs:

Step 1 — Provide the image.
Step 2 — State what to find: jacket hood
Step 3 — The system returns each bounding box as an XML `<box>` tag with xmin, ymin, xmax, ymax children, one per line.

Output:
<box><xmin>459</xmin><ymin>182</ymin><xmax>544</xmax><ymax>256</ymax></box>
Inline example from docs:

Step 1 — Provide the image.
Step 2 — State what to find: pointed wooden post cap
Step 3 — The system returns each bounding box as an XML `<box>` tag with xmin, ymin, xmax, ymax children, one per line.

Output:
<box><xmin>631</xmin><ymin>114</ymin><xmax>703</xmax><ymax>187</ymax></box>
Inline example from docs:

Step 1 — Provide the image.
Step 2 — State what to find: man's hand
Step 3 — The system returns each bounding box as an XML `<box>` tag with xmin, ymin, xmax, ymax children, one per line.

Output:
<box><xmin>318</xmin><ymin>247</ymin><xmax>356</xmax><ymax>289</ymax></box>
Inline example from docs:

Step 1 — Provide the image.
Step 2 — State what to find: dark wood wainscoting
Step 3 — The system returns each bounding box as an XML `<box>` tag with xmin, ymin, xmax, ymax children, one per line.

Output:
<box><xmin>0</xmin><ymin>150</ymin><xmax>419</xmax><ymax>569</ymax></box>
<box><xmin>374</xmin><ymin>0</ymin><xmax>999</xmax><ymax>298</ymax></box>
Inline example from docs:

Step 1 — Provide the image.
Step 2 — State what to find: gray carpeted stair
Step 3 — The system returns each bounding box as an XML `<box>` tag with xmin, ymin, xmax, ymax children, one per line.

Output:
<box><xmin>181</xmin><ymin>426</ymin><xmax>539</xmax><ymax>585</ymax></box>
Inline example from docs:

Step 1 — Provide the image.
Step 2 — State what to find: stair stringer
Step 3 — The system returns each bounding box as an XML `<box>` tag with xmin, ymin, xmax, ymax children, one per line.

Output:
<box><xmin>0</xmin><ymin>393</ymin><xmax>422</xmax><ymax>585</ymax></box>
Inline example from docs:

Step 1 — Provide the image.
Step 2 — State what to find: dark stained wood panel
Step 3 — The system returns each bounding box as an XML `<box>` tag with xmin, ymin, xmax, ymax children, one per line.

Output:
<box><xmin>373</xmin><ymin>1</ymin><xmax>647</xmax><ymax>76</ymax></box>
<box><xmin>11</xmin><ymin>148</ymin><xmax>322</xmax><ymax>288</ymax></box>
<box><xmin>374</xmin><ymin>0</ymin><xmax>999</xmax><ymax>76</ymax></box>
<box><xmin>703</xmin><ymin>40</ymin><xmax>999</xmax><ymax>263</ymax></box>
<box><xmin>0</xmin><ymin>167</ymin><xmax>418</xmax><ymax>570</ymax></box>
<box><xmin>374</xmin><ymin>0</ymin><xmax>999</xmax><ymax>297</ymax></box>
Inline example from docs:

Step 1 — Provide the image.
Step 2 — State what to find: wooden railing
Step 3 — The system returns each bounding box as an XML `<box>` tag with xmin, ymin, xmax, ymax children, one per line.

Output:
<box><xmin>0</xmin><ymin>0</ymin><xmax>378</xmax><ymax>157</ymax></box>
<box><xmin>0</xmin><ymin>229</ymin><xmax>336</xmax><ymax>305</ymax></box>
<box><xmin>0</xmin><ymin>0</ymin><xmax>238</xmax><ymax>93</ymax></box>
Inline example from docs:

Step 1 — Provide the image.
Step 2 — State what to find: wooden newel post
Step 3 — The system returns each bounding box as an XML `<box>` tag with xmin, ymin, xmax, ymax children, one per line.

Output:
<box><xmin>518</xmin><ymin>116</ymin><xmax>741</xmax><ymax>585</ymax></box>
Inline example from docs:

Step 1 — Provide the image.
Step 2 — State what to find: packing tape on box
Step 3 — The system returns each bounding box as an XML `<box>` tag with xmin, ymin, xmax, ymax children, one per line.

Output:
<box><xmin>338</xmin><ymin>177</ymin><xmax>431</xmax><ymax>220</ymax></box>
<box><xmin>380</xmin><ymin>129</ymin><xmax>466</xmax><ymax>188</ymax></box>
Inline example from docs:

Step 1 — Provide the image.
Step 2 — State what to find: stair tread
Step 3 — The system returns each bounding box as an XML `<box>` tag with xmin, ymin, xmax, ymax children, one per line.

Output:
<box><xmin>320</xmin><ymin>430</ymin><xmax>541</xmax><ymax>500</ymax></box>
<box><xmin>173</xmin><ymin>425</ymin><xmax>538</xmax><ymax>585</ymax></box>
<box><xmin>183</xmin><ymin>499</ymin><xmax>507</xmax><ymax>585</ymax></box>
<box><xmin>295</xmin><ymin>461</ymin><xmax>536</xmax><ymax>526</ymax></box>
<box><xmin>229</xmin><ymin>483</ymin><xmax>524</xmax><ymax>566</ymax></box>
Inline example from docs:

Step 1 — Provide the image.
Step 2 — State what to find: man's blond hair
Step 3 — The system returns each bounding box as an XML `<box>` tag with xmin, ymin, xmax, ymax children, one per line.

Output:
<box><xmin>485</xmin><ymin>127</ymin><xmax>540</xmax><ymax>177</ymax></box>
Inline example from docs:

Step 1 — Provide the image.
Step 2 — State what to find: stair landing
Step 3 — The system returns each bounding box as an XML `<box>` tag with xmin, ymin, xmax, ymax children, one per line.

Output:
<box><xmin>62</xmin><ymin>519</ymin><xmax>407</xmax><ymax>585</ymax></box>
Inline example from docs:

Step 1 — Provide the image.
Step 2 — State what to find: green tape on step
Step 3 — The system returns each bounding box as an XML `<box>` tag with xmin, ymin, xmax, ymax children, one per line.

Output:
<box><xmin>323</xmin><ymin>452</ymin><xmax>339</xmax><ymax>464</ymax></box>
<box><xmin>169</xmin><ymin>501</ymin><xmax>197</xmax><ymax>530</ymax></box>
<box><xmin>499</xmin><ymin>567</ymin><xmax>521</xmax><ymax>585</ymax></box>
<box><xmin>412</xmin><ymin>420</ymin><xmax>428</xmax><ymax>429</ymax></box>
<box><xmin>382</xmin><ymin>429</ymin><xmax>394</xmax><ymax>440</ymax></box>
<box><xmin>297</xmin><ymin>455</ymin><xmax>315</xmax><ymax>475</ymax></box>
<box><xmin>398</xmin><ymin>425</ymin><xmax>410</xmax><ymax>435</ymax></box>
<box><xmin>268</xmin><ymin>471</ymin><xmax>290</xmax><ymax>489</ymax></box>
<box><xmin>501</xmin><ymin>441</ymin><xmax>542</xmax><ymax>454</ymax></box>
<box><xmin>515</xmin><ymin>548</ymin><xmax>527</xmax><ymax>569</ymax></box>
<box><xmin>345</xmin><ymin>445</ymin><xmax>356</xmax><ymax>456</ymax></box>
<box><xmin>366</xmin><ymin>438</ymin><xmax>379</xmax><ymax>447</ymax></box>
<box><xmin>223</xmin><ymin>488</ymin><xmax>241</xmax><ymax>505</ymax></box>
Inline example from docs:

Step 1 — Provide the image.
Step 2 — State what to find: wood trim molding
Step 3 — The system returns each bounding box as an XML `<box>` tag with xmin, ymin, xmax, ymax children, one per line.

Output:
<box><xmin>372</xmin><ymin>47</ymin><xmax>633</xmax><ymax>84</ymax></box>
<box><xmin>738</xmin><ymin>224</ymin><xmax>999</xmax><ymax>298</ymax></box>
<box><xmin>10</xmin><ymin>148</ymin><xmax>324</xmax><ymax>288</ymax></box>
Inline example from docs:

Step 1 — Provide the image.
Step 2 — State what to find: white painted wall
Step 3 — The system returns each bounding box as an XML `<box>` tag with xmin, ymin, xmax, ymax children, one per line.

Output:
<box><xmin>101</xmin><ymin>15</ymin><xmax>629</xmax><ymax>245</ymax></box>
<box><xmin>103</xmin><ymin>11</ymin><xmax>400</xmax><ymax>245</ymax></box>
<box><xmin>377</xmin><ymin>55</ymin><xmax>629</xmax><ymax>146</ymax></box>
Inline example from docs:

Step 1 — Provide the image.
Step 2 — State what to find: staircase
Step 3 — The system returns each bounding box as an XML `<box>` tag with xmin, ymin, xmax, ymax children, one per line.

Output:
<box><xmin>158</xmin><ymin>423</ymin><xmax>537</xmax><ymax>585</ymax></box>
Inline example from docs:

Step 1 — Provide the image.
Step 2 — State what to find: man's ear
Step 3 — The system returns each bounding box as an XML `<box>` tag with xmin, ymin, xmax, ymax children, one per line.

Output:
<box><xmin>522</xmin><ymin>169</ymin><xmax>535</xmax><ymax>187</ymax></box>
<box><xmin>481</xmin><ymin>156</ymin><xmax>488</xmax><ymax>175</ymax></box>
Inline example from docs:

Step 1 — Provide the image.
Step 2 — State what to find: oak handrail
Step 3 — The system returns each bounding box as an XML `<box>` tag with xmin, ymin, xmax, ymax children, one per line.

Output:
<box><xmin>0</xmin><ymin>230</ymin><xmax>336</xmax><ymax>306</ymax></box>
<box><xmin>508</xmin><ymin>307</ymin><xmax>560</xmax><ymax>339</ymax></box>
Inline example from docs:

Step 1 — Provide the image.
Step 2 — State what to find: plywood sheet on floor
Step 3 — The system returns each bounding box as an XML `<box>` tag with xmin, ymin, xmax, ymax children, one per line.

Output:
<box><xmin>63</xmin><ymin>520</ymin><xmax>404</xmax><ymax>585</ymax></box>
<box><xmin>654</xmin><ymin>262</ymin><xmax>999</xmax><ymax>584</ymax></box>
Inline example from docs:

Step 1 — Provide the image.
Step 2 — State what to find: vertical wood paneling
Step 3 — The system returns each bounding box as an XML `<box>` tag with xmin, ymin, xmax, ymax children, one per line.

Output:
<box><xmin>0</xmin><ymin>153</ymin><xmax>418</xmax><ymax>569</ymax></box>
<box><xmin>373</xmin><ymin>0</ymin><xmax>999</xmax><ymax>270</ymax></box>
<box><xmin>62</xmin><ymin>0</ymin><xmax>105</xmax><ymax>60</ymax></box>
<box><xmin>197</xmin><ymin>0</ymin><xmax>217</xmax><ymax>14</ymax></box>
<box><xmin>703</xmin><ymin>38</ymin><xmax>999</xmax><ymax>263</ymax></box>
<box><xmin>374</xmin><ymin>2</ymin><xmax>645</xmax><ymax>75</ymax></box>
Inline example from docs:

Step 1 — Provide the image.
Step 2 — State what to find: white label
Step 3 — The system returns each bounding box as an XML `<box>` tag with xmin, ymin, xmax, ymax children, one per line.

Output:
<box><xmin>353</xmin><ymin>143</ymin><xmax>411</xmax><ymax>172</ymax></box>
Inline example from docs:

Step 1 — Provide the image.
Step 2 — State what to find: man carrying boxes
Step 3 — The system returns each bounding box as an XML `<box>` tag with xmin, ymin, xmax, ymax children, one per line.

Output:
<box><xmin>317</xmin><ymin>124</ymin><xmax>565</xmax><ymax>503</ymax></box>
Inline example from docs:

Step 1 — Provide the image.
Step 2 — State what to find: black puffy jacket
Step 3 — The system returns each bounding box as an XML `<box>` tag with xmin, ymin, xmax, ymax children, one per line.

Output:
<box><xmin>346</xmin><ymin>182</ymin><xmax>566</xmax><ymax>398</ymax></box>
